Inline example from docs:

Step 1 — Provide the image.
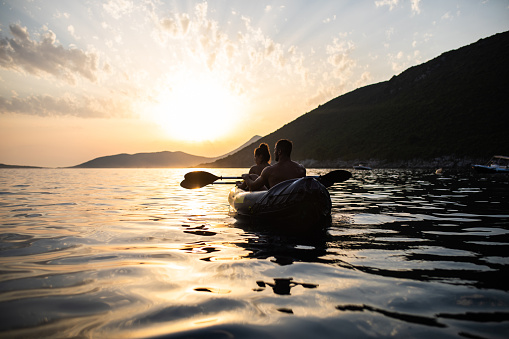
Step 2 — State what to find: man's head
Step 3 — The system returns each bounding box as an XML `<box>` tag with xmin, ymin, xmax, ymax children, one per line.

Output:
<box><xmin>275</xmin><ymin>139</ymin><xmax>292</xmax><ymax>162</ymax></box>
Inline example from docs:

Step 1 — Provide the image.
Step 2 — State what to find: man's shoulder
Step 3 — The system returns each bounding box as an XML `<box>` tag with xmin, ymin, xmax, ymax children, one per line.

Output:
<box><xmin>262</xmin><ymin>164</ymin><xmax>276</xmax><ymax>175</ymax></box>
<box><xmin>291</xmin><ymin>161</ymin><xmax>305</xmax><ymax>169</ymax></box>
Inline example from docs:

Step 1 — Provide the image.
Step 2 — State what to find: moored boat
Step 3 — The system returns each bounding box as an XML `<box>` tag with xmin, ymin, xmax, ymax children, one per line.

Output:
<box><xmin>228</xmin><ymin>177</ymin><xmax>332</xmax><ymax>232</ymax></box>
<box><xmin>472</xmin><ymin>155</ymin><xmax>509</xmax><ymax>173</ymax></box>
<box><xmin>353</xmin><ymin>164</ymin><xmax>371</xmax><ymax>170</ymax></box>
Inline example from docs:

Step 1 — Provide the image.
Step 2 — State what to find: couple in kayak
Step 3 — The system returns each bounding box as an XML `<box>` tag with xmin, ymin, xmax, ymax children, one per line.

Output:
<box><xmin>238</xmin><ymin>139</ymin><xmax>306</xmax><ymax>191</ymax></box>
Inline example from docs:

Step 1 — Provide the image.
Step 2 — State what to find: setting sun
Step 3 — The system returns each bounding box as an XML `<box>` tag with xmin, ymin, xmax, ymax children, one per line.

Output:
<box><xmin>152</xmin><ymin>74</ymin><xmax>242</xmax><ymax>142</ymax></box>
<box><xmin>1</xmin><ymin>1</ymin><xmax>507</xmax><ymax>167</ymax></box>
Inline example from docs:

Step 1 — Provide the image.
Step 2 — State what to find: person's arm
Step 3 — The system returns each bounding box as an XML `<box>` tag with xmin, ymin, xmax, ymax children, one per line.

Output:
<box><xmin>243</xmin><ymin>168</ymin><xmax>269</xmax><ymax>191</ymax></box>
<box><xmin>236</xmin><ymin>180</ymin><xmax>248</xmax><ymax>189</ymax></box>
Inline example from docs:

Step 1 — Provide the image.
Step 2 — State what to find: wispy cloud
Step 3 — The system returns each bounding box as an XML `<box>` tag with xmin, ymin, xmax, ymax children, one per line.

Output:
<box><xmin>441</xmin><ymin>12</ymin><xmax>453</xmax><ymax>20</ymax></box>
<box><xmin>0</xmin><ymin>24</ymin><xmax>99</xmax><ymax>84</ymax></box>
<box><xmin>375</xmin><ymin>0</ymin><xmax>421</xmax><ymax>15</ymax></box>
<box><xmin>411</xmin><ymin>0</ymin><xmax>421</xmax><ymax>15</ymax></box>
<box><xmin>375</xmin><ymin>0</ymin><xmax>399</xmax><ymax>11</ymax></box>
<box><xmin>0</xmin><ymin>94</ymin><xmax>133</xmax><ymax>118</ymax></box>
<box><xmin>103</xmin><ymin>0</ymin><xmax>134</xmax><ymax>20</ymax></box>
<box><xmin>326</xmin><ymin>38</ymin><xmax>356</xmax><ymax>80</ymax></box>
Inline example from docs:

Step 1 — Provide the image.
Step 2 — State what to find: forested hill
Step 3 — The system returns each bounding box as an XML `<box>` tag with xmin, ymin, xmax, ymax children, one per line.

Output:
<box><xmin>202</xmin><ymin>31</ymin><xmax>509</xmax><ymax>168</ymax></box>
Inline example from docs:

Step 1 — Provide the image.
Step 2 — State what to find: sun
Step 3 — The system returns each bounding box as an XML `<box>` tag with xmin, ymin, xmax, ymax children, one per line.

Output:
<box><xmin>152</xmin><ymin>75</ymin><xmax>241</xmax><ymax>142</ymax></box>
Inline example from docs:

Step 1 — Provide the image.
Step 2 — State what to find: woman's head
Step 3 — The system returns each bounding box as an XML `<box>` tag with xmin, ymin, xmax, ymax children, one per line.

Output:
<box><xmin>254</xmin><ymin>143</ymin><xmax>270</xmax><ymax>164</ymax></box>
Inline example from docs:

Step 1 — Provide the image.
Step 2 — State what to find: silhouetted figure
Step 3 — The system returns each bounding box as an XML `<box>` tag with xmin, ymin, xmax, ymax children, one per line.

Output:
<box><xmin>242</xmin><ymin>139</ymin><xmax>305</xmax><ymax>190</ymax></box>
<box><xmin>237</xmin><ymin>143</ymin><xmax>271</xmax><ymax>190</ymax></box>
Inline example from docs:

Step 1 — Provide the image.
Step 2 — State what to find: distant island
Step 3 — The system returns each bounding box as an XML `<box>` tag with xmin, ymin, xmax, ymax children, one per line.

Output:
<box><xmin>71</xmin><ymin>151</ymin><xmax>216</xmax><ymax>168</ymax></box>
<box><xmin>0</xmin><ymin>136</ymin><xmax>263</xmax><ymax>169</ymax></box>
<box><xmin>0</xmin><ymin>163</ymin><xmax>43</xmax><ymax>169</ymax></box>
<box><xmin>71</xmin><ymin>135</ymin><xmax>262</xmax><ymax>168</ymax></box>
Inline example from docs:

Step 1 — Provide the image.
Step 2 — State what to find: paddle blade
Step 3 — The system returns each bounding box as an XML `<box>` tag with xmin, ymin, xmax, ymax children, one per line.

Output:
<box><xmin>181</xmin><ymin>171</ymin><xmax>220</xmax><ymax>189</ymax></box>
<box><xmin>317</xmin><ymin>170</ymin><xmax>352</xmax><ymax>187</ymax></box>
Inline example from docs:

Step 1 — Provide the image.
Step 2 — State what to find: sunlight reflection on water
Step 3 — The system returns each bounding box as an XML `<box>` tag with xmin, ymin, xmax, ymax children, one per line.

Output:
<box><xmin>0</xmin><ymin>168</ymin><xmax>508</xmax><ymax>338</ymax></box>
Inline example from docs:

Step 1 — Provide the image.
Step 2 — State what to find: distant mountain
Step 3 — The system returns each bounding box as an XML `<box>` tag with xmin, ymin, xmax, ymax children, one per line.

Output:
<box><xmin>202</xmin><ymin>31</ymin><xmax>509</xmax><ymax>168</ymax></box>
<box><xmin>71</xmin><ymin>136</ymin><xmax>262</xmax><ymax>168</ymax></box>
<box><xmin>0</xmin><ymin>163</ymin><xmax>43</xmax><ymax>169</ymax></box>
<box><xmin>216</xmin><ymin>135</ymin><xmax>262</xmax><ymax>158</ymax></box>
<box><xmin>72</xmin><ymin>151</ymin><xmax>216</xmax><ymax>168</ymax></box>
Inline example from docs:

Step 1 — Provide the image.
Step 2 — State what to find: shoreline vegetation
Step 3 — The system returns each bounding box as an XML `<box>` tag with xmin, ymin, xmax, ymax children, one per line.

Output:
<box><xmin>2</xmin><ymin>31</ymin><xmax>508</xmax><ymax>171</ymax></box>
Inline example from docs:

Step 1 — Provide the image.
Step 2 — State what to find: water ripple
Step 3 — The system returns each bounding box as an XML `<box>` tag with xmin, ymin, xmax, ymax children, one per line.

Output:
<box><xmin>0</xmin><ymin>168</ymin><xmax>508</xmax><ymax>338</ymax></box>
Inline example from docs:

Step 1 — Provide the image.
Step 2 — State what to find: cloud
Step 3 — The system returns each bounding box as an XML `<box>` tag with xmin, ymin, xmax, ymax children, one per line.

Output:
<box><xmin>375</xmin><ymin>0</ymin><xmax>399</xmax><ymax>11</ymax></box>
<box><xmin>385</xmin><ymin>27</ymin><xmax>395</xmax><ymax>40</ymax></box>
<box><xmin>0</xmin><ymin>93</ymin><xmax>133</xmax><ymax>118</ymax></box>
<box><xmin>388</xmin><ymin>49</ymin><xmax>422</xmax><ymax>73</ymax></box>
<box><xmin>0</xmin><ymin>24</ymin><xmax>99</xmax><ymax>84</ymax></box>
<box><xmin>441</xmin><ymin>12</ymin><xmax>452</xmax><ymax>20</ymax></box>
<box><xmin>304</xmin><ymin>35</ymin><xmax>361</xmax><ymax>107</ymax></box>
<box><xmin>67</xmin><ymin>25</ymin><xmax>80</xmax><ymax>40</ymax></box>
<box><xmin>326</xmin><ymin>38</ymin><xmax>356</xmax><ymax>80</ymax></box>
<box><xmin>356</xmin><ymin>71</ymin><xmax>372</xmax><ymax>87</ymax></box>
<box><xmin>323</xmin><ymin>15</ymin><xmax>336</xmax><ymax>23</ymax></box>
<box><xmin>375</xmin><ymin>0</ymin><xmax>420</xmax><ymax>14</ymax></box>
<box><xmin>103</xmin><ymin>0</ymin><xmax>134</xmax><ymax>20</ymax></box>
<box><xmin>152</xmin><ymin>2</ymin><xmax>307</xmax><ymax>84</ymax></box>
<box><xmin>411</xmin><ymin>0</ymin><xmax>421</xmax><ymax>15</ymax></box>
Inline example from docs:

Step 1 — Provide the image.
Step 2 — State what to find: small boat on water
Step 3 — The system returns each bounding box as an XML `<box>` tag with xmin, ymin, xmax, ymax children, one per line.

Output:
<box><xmin>353</xmin><ymin>164</ymin><xmax>371</xmax><ymax>170</ymax></box>
<box><xmin>228</xmin><ymin>177</ymin><xmax>332</xmax><ymax>232</ymax></box>
<box><xmin>472</xmin><ymin>155</ymin><xmax>509</xmax><ymax>173</ymax></box>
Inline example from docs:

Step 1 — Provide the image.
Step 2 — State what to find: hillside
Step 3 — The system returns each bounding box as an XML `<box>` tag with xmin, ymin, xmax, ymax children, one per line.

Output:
<box><xmin>202</xmin><ymin>31</ymin><xmax>509</xmax><ymax>168</ymax></box>
<box><xmin>72</xmin><ymin>151</ymin><xmax>217</xmax><ymax>168</ymax></box>
<box><xmin>0</xmin><ymin>163</ymin><xmax>43</xmax><ymax>169</ymax></box>
<box><xmin>221</xmin><ymin>135</ymin><xmax>262</xmax><ymax>158</ymax></box>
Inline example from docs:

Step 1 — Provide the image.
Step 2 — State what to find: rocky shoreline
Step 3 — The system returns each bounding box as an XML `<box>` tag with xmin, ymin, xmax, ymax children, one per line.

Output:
<box><xmin>299</xmin><ymin>156</ymin><xmax>487</xmax><ymax>170</ymax></box>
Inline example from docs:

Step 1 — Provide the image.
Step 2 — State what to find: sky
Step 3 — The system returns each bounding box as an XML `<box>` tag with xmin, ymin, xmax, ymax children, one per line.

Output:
<box><xmin>1</xmin><ymin>0</ymin><xmax>508</xmax><ymax>167</ymax></box>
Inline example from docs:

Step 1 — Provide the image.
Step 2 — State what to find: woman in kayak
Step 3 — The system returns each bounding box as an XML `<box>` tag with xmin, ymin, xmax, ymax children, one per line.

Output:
<box><xmin>237</xmin><ymin>143</ymin><xmax>271</xmax><ymax>190</ymax></box>
<box><xmin>250</xmin><ymin>143</ymin><xmax>271</xmax><ymax>176</ymax></box>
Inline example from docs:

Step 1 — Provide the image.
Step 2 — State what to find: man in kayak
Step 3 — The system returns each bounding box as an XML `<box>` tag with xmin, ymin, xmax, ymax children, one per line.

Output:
<box><xmin>241</xmin><ymin>139</ymin><xmax>306</xmax><ymax>190</ymax></box>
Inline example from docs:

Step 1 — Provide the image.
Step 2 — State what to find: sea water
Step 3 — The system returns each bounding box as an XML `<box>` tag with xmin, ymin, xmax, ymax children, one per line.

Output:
<box><xmin>0</xmin><ymin>168</ymin><xmax>508</xmax><ymax>338</ymax></box>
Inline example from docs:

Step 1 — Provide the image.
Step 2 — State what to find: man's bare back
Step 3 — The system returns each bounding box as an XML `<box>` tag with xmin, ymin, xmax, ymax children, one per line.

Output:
<box><xmin>241</xmin><ymin>139</ymin><xmax>306</xmax><ymax>191</ymax></box>
<box><xmin>259</xmin><ymin>159</ymin><xmax>305</xmax><ymax>188</ymax></box>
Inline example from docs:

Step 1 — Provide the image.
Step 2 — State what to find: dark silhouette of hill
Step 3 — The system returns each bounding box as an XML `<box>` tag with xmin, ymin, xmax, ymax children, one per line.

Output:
<box><xmin>221</xmin><ymin>135</ymin><xmax>262</xmax><ymax>157</ymax></box>
<box><xmin>0</xmin><ymin>163</ymin><xmax>43</xmax><ymax>169</ymax></box>
<box><xmin>201</xmin><ymin>31</ymin><xmax>509</xmax><ymax>168</ymax></box>
<box><xmin>71</xmin><ymin>136</ymin><xmax>262</xmax><ymax>168</ymax></box>
<box><xmin>72</xmin><ymin>151</ymin><xmax>216</xmax><ymax>168</ymax></box>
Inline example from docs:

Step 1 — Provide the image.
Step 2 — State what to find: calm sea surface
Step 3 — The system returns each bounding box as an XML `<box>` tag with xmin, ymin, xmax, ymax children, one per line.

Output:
<box><xmin>1</xmin><ymin>168</ymin><xmax>508</xmax><ymax>338</ymax></box>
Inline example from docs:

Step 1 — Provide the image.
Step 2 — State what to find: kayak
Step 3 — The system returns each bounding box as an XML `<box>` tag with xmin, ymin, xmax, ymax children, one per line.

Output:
<box><xmin>228</xmin><ymin>177</ymin><xmax>332</xmax><ymax>232</ymax></box>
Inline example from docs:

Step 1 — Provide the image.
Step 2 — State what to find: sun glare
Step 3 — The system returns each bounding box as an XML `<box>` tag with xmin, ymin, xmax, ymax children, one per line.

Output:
<box><xmin>152</xmin><ymin>76</ymin><xmax>241</xmax><ymax>142</ymax></box>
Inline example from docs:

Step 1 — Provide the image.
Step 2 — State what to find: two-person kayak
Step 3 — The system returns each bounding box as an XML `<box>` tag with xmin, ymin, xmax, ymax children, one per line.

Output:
<box><xmin>180</xmin><ymin>170</ymin><xmax>352</xmax><ymax>232</ymax></box>
<box><xmin>228</xmin><ymin>177</ymin><xmax>332</xmax><ymax>232</ymax></box>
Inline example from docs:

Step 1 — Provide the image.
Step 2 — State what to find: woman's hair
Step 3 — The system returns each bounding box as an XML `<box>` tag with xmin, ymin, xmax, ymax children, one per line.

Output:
<box><xmin>254</xmin><ymin>143</ymin><xmax>271</xmax><ymax>163</ymax></box>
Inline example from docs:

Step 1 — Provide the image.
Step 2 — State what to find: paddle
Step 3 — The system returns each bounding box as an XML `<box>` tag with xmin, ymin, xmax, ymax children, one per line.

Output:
<box><xmin>180</xmin><ymin>171</ymin><xmax>242</xmax><ymax>189</ymax></box>
<box><xmin>180</xmin><ymin>170</ymin><xmax>352</xmax><ymax>189</ymax></box>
